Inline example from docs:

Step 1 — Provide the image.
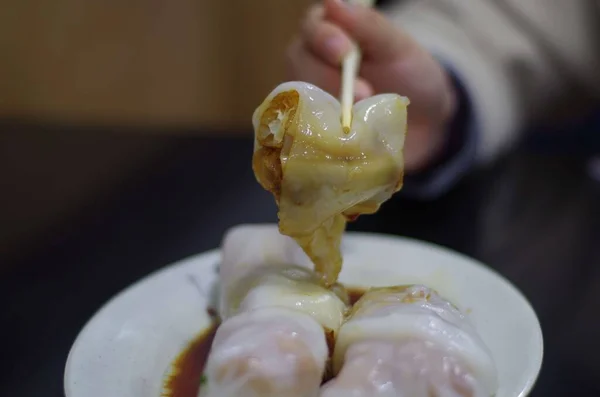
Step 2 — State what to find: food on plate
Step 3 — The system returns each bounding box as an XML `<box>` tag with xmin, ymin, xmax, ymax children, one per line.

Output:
<box><xmin>321</xmin><ymin>340</ymin><xmax>490</xmax><ymax>397</ymax></box>
<box><xmin>181</xmin><ymin>225</ymin><xmax>499</xmax><ymax>397</ymax></box>
<box><xmin>252</xmin><ymin>81</ymin><xmax>408</xmax><ymax>286</ymax></box>
<box><xmin>322</xmin><ymin>285</ymin><xmax>498</xmax><ymax>397</ymax></box>
<box><xmin>199</xmin><ymin>307</ymin><xmax>327</xmax><ymax>397</ymax></box>
<box><xmin>199</xmin><ymin>224</ymin><xmax>349</xmax><ymax>397</ymax></box>
<box><xmin>218</xmin><ymin>224</ymin><xmax>349</xmax><ymax>331</ymax></box>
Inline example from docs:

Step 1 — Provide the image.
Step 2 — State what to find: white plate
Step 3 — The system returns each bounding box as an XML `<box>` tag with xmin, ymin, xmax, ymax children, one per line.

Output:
<box><xmin>65</xmin><ymin>227</ymin><xmax>543</xmax><ymax>397</ymax></box>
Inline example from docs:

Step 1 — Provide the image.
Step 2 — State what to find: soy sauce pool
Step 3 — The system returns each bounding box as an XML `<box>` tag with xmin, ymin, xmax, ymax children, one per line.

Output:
<box><xmin>162</xmin><ymin>321</ymin><xmax>219</xmax><ymax>397</ymax></box>
<box><xmin>347</xmin><ymin>287</ymin><xmax>365</xmax><ymax>305</ymax></box>
<box><xmin>163</xmin><ymin>288</ymin><xmax>366</xmax><ymax>397</ymax></box>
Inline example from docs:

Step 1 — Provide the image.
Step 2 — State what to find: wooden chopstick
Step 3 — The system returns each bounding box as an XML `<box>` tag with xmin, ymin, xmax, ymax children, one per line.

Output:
<box><xmin>340</xmin><ymin>0</ymin><xmax>376</xmax><ymax>133</ymax></box>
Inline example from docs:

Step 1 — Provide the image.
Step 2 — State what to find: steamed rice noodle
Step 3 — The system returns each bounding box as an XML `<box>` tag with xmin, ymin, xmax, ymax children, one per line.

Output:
<box><xmin>200</xmin><ymin>224</ymin><xmax>349</xmax><ymax>397</ymax></box>
<box><xmin>252</xmin><ymin>82</ymin><xmax>408</xmax><ymax>286</ymax></box>
<box><xmin>322</xmin><ymin>285</ymin><xmax>498</xmax><ymax>397</ymax></box>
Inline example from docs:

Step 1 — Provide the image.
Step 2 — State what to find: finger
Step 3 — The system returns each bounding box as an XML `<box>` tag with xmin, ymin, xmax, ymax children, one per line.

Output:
<box><xmin>353</xmin><ymin>78</ymin><xmax>374</xmax><ymax>101</ymax></box>
<box><xmin>301</xmin><ymin>5</ymin><xmax>353</xmax><ymax>66</ymax></box>
<box><xmin>286</xmin><ymin>38</ymin><xmax>373</xmax><ymax>101</ymax></box>
<box><xmin>286</xmin><ymin>37</ymin><xmax>339</xmax><ymax>95</ymax></box>
<box><xmin>323</xmin><ymin>0</ymin><xmax>417</xmax><ymax>61</ymax></box>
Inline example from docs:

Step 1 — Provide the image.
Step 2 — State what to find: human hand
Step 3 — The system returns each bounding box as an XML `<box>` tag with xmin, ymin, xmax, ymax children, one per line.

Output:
<box><xmin>286</xmin><ymin>0</ymin><xmax>458</xmax><ymax>172</ymax></box>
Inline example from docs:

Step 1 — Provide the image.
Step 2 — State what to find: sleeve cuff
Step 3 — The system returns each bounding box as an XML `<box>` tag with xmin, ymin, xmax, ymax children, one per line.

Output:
<box><xmin>400</xmin><ymin>64</ymin><xmax>478</xmax><ymax>200</ymax></box>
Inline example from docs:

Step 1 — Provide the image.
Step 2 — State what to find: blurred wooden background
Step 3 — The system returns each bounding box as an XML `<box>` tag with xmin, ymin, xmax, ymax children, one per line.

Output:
<box><xmin>0</xmin><ymin>0</ymin><xmax>314</xmax><ymax>127</ymax></box>
<box><xmin>0</xmin><ymin>0</ymin><xmax>315</xmax><ymax>265</ymax></box>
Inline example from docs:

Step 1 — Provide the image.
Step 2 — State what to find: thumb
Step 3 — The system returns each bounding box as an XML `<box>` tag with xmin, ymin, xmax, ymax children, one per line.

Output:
<box><xmin>323</xmin><ymin>0</ymin><xmax>415</xmax><ymax>61</ymax></box>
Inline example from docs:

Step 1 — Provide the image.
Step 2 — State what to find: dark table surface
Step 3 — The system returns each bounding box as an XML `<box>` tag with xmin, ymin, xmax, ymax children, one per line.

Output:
<box><xmin>1</xmin><ymin>135</ymin><xmax>599</xmax><ymax>397</ymax></box>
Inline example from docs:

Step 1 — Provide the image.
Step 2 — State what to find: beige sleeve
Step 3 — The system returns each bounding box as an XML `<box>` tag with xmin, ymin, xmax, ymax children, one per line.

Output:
<box><xmin>388</xmin><ymin>0</ymin><xmax>600</xmax><ymax>164</ymax></box>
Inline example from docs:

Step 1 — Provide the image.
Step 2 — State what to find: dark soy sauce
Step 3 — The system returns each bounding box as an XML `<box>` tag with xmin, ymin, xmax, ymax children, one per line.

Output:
<box><xmin>163</xmin><ymin>288</ymin><xmax>366</xmax><ymax>396</ymax></box>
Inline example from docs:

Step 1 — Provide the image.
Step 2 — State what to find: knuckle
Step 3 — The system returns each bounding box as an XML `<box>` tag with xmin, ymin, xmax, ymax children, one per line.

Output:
<box><xmin>301</xmin><ymin>4</ymin><xmax>325</xmax><ymax>38</ymax></box>
<box><xmin>306</xmin><ymin>4</ymin><xmax>325</xmax><ymax>22</ymax></box>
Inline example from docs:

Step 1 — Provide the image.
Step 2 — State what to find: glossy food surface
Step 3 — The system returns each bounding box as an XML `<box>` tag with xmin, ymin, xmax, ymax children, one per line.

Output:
<box><xmin>252</xmin><ymin>82</ymin><xmax>408</xmax><ymax>285</ymax></box>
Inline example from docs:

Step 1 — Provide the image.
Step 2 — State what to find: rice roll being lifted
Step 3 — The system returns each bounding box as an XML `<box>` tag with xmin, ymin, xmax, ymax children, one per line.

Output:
<box><xmin>252</xmin><ymin>82</ymin><xmax>409</xmax><ymax>286</ymax></box>
<box><xmin>200</xmin><ymin>224</ymin><xmax>349</xmax><ymax>397</ymax></box>
<box><xmin>322</xmin><ymin>285</ymin><xmax>498</xmax><ymax>397</ymax></box>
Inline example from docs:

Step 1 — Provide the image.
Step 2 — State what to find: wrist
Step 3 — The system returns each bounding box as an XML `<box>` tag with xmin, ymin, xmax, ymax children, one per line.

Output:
<box><xmin>403</xmin><ymin>124</ymin><xmax>451</xmax><ymax>174</ymax></box>
<box><xmin>399</xmin><ymin>63</ymin><xmax>478</xmax><ymax>200</ymax></box>
<box><xmin>405</xmin><ymin>72</ymin><xmax>467</xmax><ymax>175</ymax></box>
<box><xmin>404</xmin><ymin>95</ymin><xmax>457</xmax><ymax>173</ymax></box>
